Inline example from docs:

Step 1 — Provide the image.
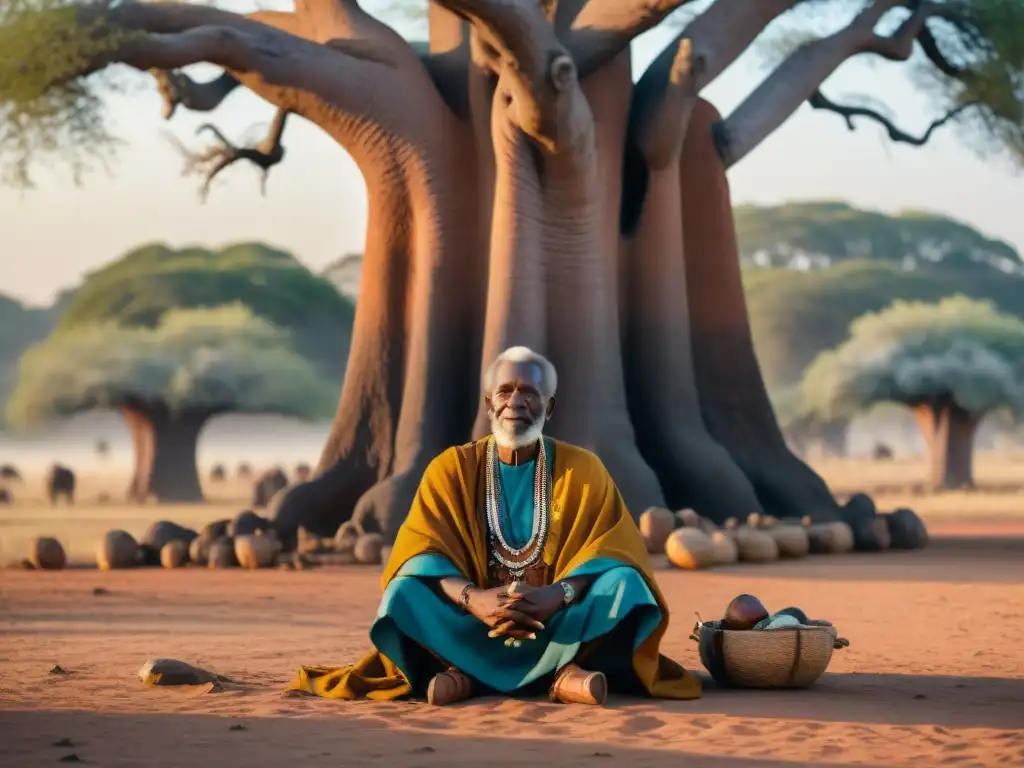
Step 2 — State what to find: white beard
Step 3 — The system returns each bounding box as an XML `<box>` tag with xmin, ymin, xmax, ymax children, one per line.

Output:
<box><xmin>489</xmin><ymin>412</ymin><xmax>545</xmax><ymax>450</ymax></box>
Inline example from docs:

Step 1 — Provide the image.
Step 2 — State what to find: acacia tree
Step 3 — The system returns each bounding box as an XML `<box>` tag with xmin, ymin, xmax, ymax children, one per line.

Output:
<box><xmin>800</xmin><ymin>296</ymin><xmax>1024</xmax><ymax>489</ymax></box>
<box><xmin>5</xmin><ymin>305</ymin><xmax>337</xmax><ymax>502</ymax></box>
<box><xmin>2</xmin><ymin>0</ymin><xmax>1021</xmax><ymax>545</ymax></box>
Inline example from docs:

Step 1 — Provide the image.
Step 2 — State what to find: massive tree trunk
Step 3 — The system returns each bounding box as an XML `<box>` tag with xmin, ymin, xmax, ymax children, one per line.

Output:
<box><xmin>679</xmin><ymin>99</ymin><xmax>856</xmax><ymax>524</ymax></box>
<box><xmin>59</xmin><ymin>0</ymin><xmax>941</xmax><ymax>547</ymax></box>
<box><xmin>913</xmin><ymin>401</ymin><xmax>979</xmax><ymax>490</ymax></box>
<box><xmin>120</xmin><ymin>404</ymin><xmax>210</xmax><ymax>503</ymax></box>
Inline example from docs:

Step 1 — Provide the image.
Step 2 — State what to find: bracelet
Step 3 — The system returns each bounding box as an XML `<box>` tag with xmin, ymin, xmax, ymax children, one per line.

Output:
<box><xmin>458</xmin><ymin>583</ymin><xmax>474</xmax><ymax>611</ymax></box>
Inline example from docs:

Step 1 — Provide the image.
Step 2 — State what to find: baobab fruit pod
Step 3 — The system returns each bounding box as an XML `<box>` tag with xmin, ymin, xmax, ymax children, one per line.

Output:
<box><xmin>208</xmin><ymin>537</ymin><xmax>239</xmax><ymax>568</ymax></box>
<box><xmin>722</xmin><ymin>594</ymin><xmax>769</xmax><ymax>631</ymax></box>
<box><xmin>746</xmin><ymin>512</ymin><xmax>764</xmax><ymax>529</ymax></box>
<box><xmin>355</xmin><ymin>533</ymin><xmax>386</xmax><ymax>565</ymax></box>
<box><xmin>884</xmin><ymin>508</ymin><xmax>929</xmax><ymax>550</ymax></box>
<box><xmin>97</xmin><ymin>529</ymin><xmax>138</xmax><ymax>570</ymax></box>
<box><xmin>640</xmin><ymin>507</ymin><xmax>676</xmax><ymax>553</ymax></box>
<box><xmin>807</xmin><ymin>522</ymin><xmax>854</xmax><ymax>554</ymax></box>
<box><xmin>235</xmin><ymin>534</ymin><xmax>276</xmax><ymax>569</ymax></box>
<box><xmin>160</xmin><ymin>540</ymin><xmax>189</xmax><ymax>569</ymax></box>
<box><xmin>665</xmin><ymin>528</ymin><xmax>715</xmax><ymax>570</ymax></box>
<box><xmin>766</xmin><ymin>525</ymin><xmax>810</xmax><ymax>558</ymax></box>
<box><xmin>734</xmin><ymin>526</ymin><xmax>779</xmax><ymax>563</ymax></box>
<box><xmin>29</xmin><ymin>536</ymin><xmax>66</xmax><ymax>570</ymax></box>
<box><xmin>675</xmin><ymin>508</ymin><xmax>700</xmax><ymax>528</ymax></box>
<box><xmin>848</xmin><ymin>516</ymin><xmax>891</xmax><ymax>552</ymax></box>
<box><xmin>710</xmin><ymin>530</ymin><xmax>738</xmax><ymax>565</ymax></box>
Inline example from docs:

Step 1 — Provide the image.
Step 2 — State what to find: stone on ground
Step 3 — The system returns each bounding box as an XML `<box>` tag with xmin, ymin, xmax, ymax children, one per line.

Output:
<box><xmin>97</xmin><ymin>530</ymin><xmax>139</xmax><ymax>570</ymax></box>
<box><xmin>639</xmin><ymin>507</ymin><xmax>675</xmax><ymax>553</ymax></box>
<box><xmin>29</xmin><ymin>537</ymin><xmax>66</xmax><ymax>570</ymax></box>
<box><xmin>665</xmin><ymin>528</ymin><xmax>715</xmax><ymax>570</ymax></box>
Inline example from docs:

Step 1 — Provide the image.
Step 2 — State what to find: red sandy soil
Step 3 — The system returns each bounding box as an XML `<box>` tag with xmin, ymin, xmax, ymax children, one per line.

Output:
<box><xmin>1</xmin><ymin>529</ymin><xmax>1022</xmax><ymax>767</ymax></box>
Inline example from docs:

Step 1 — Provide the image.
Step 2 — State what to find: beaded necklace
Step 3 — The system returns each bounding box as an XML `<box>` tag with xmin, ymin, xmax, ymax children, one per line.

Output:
<box><xmin>485</xmin><ymin>436</ymin><xmax>550</xmax><ymax>580</ymax></box>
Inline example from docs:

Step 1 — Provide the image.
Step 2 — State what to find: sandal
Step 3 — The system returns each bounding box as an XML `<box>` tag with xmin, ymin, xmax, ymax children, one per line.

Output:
<box><xmin>549</xmin><ymin>662</ymin><xmax>608</xmax><ymax>706</ymax></box>
<box><xmin>426</xmin><ymin>667</ymin><xmax>476</xmax><ymax>706</ymax></box>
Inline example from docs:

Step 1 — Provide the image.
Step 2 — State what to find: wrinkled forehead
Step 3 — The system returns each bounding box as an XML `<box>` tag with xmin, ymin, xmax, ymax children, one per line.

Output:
<box><xmin>490</xmin><ymin>359</ymin><xmax>546</xmax><ymax>394</ymax></box>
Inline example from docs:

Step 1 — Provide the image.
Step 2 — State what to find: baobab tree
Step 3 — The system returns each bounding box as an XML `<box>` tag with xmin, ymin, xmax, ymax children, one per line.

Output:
<box><xmin>6</xmin><ymin>305</ymin><xmax>337</xmax><ymax>502</ymax></box>
<box><xmin>2</xmin><ymin>0</ymin><xmax>1021</xmax><ymax>547</ymax></box>
<box><xmin>801</xmin><ymin>296</ymin><xmax>1024</xmax><ymax>490</ymax></box>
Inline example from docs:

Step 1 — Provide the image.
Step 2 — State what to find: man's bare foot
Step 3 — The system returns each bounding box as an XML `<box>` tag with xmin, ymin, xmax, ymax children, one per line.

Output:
<box><xmin>426</xmin><ymin>668</ymin><xmax>476</xmax><ymax>706</ymax></box>
<box><xmin>549</xmin><ymin>662</ymin><xmax>608</xmax><ymax>705</ymax></box>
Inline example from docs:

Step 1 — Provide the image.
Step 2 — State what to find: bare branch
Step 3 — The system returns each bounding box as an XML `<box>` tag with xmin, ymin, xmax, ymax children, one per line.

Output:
<box><xmin>711</xmin><ymin>0</ymin><xmax>949</xmax><ymax>168</ymax></box>
<box><xmin>809</xmin><ymin>90</ymin><xmax>977</xmax><ymax>146</ymax></box>
<box><xmin>633</xmin><ymin>37</ymin><xmax>702</xmax><ymax>169</ymax></box>
<box><xmin>639</xmin><ymin>0</ymin><xmax>801</xmax><ymax>99</ymax></box>
<box><xmin>434</xmin><ymin>0</ymin><xmax>580</xmax><ymax>151</ymax></box>
<box><xmin>153</xmin><ymin>70</ymin><xmax>239</xmax><ymax>119</ymax></box>
<box><xmin>568</xmin><ymin>0</ymin><xmax>694</xmax><ymax>78</ymax></box>
<box><xmin>165</xmin><ymin>109</ymin><xmax>290</xmax><ymax>202</ymax></box>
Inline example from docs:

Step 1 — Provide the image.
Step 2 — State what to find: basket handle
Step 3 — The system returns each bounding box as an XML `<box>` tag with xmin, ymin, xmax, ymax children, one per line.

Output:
<box><xmin>688</xmin><ymin>612</ymin><xmax>704</xmax><ymax>643</ymax></box>
<box><xmin>833</xmin><ymin>637</ymin><xmax>850</xmax><ymax>650</ymax></box>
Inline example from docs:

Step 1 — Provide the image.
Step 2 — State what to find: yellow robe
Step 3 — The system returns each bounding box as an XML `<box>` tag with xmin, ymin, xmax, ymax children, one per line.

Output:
<box><xmin>288</xmin><ymin>437</ymin><xmax>702</xmax><ymax>700</ymax></box>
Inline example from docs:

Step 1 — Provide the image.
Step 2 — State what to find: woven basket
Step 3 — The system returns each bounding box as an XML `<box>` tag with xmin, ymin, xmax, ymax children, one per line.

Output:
<box><xmin>691</xmin><ymin>618</ymin><xmax>848</xmax><ymax>689</ymax></box>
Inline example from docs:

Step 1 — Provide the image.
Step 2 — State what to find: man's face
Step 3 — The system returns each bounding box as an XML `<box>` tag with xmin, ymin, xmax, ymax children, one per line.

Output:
<box><xmin>485</xmin><ymin>360</ymin><xmax>554</xmax><ymax>447</ymax></box>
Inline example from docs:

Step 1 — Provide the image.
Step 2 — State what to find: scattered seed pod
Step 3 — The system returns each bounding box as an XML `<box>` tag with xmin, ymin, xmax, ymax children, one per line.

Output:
<box><xmin>710</xmin><ymin>530</ymin><xmax>738</xmax><ymax>565</ymax></box>
<box><xmin>665</xmin><ymin>528</ymin><xmax>716</xmax><ymax>570</ymax></box>
<box><xmin>807</xmin><ymin>522</ymin><xmax>855</xmax><ymax>554</ymax></box>
<box><xmin>189</xmin><ymin>536</ymin><xmax>212</xmax><ymax>565</ymax></box>
<box><xmin>884</xmin><ymin>508</ymin><xmax>929</xmax><ymax>550</ymax></box>
<box><xmin>766</xmin><ymin>525</ymin><xmax>810</xmax><ymax>558</ymax></box>
<box><xmin>639</xmin><ymin>507</ymin><xmax>676</xmax><ymax>554</ymax></box>
<box><xmin>160</xmin><ymin>540</ymin><xmax>189</xmax><ymax>569</ymax></box>
<box><xmin>234</xmin><ymin>534</ymin><xmax>277</xmax><ymax>569</ymax></box>
<box><xmin>208</xmin><ymin>537</ymin><xmax>239</xmax><ymax>568</ymax></box>
<box><xmin>354</xmin><ymin>533</ymin><xmax>386</xmax><ymax>565</ymax></box>
<box><xmin>97</xmin><ymin>530</ymin><xmax>138</xmax><ymax>570</ymax></box>
<box><xmin>29</xmin><ymin>536</ymin><xmax>66</xmax><ymax>570</ymax></box>
<box><xmin>734</xmin><ymin>526</ymin><xmax>779</xmax><ymax>563</ymax></box>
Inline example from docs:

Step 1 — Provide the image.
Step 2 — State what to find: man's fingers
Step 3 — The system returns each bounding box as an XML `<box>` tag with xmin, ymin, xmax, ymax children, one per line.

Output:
<box><xmin>488</xmin><ymin>621</ymin><xmax>536</xmax><ymax>640</ymax></box>
<box><xmin>497</xmin><ymin>608</ymin><xmax>545</xmax><ymax>631</ymax></box>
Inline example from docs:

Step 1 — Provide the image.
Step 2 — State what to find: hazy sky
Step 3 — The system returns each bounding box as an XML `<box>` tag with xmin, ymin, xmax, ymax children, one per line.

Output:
<box><xmin>3</xmin><ymin>1</ymin><xmax>1022</xmax><ymax>307</ymax></box>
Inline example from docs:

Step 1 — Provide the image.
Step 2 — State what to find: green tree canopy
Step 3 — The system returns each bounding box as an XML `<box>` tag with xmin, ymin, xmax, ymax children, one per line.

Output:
<box><xmin>57</xmin><ymin>241</ymin><xmax>355</xmax><ymax>378</ymax></box>
<box><xmin>744</xmin><ymin>259</ymin><xmax>1024</xmax><ymax>390</ymax></box>
<box><xmin>800</xmin><ymin>295</ymin><xmax>1024</xmax><ymax>422</ymax></box>
<box><xmin>5</xmin><ymin>303</ymin><xmax>339</xmax><ymax>427</ymax></box>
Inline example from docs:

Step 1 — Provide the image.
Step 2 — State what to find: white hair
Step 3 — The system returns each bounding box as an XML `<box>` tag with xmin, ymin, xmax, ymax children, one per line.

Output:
<box><xmin>482</xmin><ymin>346</ymin><xmax>558</xmax><ymax>398</ymax></box>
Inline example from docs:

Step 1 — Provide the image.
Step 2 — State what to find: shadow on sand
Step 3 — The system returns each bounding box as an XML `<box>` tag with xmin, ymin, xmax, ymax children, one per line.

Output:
<box><xmin>0</xmin><ymin>709</ymin><xmax>822</xmax><ymax>767</ymax></box>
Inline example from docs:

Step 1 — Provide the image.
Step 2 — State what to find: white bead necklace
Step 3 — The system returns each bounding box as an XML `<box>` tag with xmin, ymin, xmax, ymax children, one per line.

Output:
<box><xmin>485</xmin><ymin>437</ymin><xmax>550</xmax><ymax>578</ymax></box>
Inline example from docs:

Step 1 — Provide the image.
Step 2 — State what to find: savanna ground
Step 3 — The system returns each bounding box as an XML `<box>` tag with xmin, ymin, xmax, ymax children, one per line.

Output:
<box><xmin>2</xmin><ymin>449</ymin><xmax>1023</xmax><ymax>766</ymax></box>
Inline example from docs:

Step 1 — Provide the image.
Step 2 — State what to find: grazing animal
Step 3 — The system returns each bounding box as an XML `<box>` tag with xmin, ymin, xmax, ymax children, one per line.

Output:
<box><xmin>237</xmin><ymin>461</ymin><xmax>254</xmax><ymax>480</ymax></box>
<box><xmin>0</xmin><ymin>487</ymin><xmax>11</xmax><ymax>504</ymax></box>
<box><xmin>252</xmin><ymin>468</ymin><xmax>288</xmax><ymax>508</ymax></box>
<box><xmin>46</xmin><ymin>464</ymin><xmax>76</xmax><ymax>506</ymax></box>
<box><xmin>210</xmin><ymin>463</ymin><xmax>227</xmax><ymax>482</ymax></box>
<box><xmin>294</xmin><ymin>462</ymin><xmax>312</xmax><ymax>483</ymax></box>
<box><xmin>872</xmin><ymin>443</ymin><xmax>894</xmax><ymax>461</ymax></box>
<box><xmin>0</xmin><ymin>464</ymin><xmax>21</xmax><ymax>481</ymax></box>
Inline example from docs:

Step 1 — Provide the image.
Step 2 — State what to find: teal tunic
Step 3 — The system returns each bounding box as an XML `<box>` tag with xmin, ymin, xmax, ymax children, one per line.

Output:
<box><xmin>369</xmin><ymin>446</ymin><xmax>663</xmax><ymax>696</ymax></box>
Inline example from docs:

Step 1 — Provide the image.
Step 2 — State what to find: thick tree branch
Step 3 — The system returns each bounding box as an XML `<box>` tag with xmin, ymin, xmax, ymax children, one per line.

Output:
<box><xmin>634</xmin><ymin>38</ymin><xmax>701</xmax><ymax>170</ymax></box>
<box><xmin>153</xmin><ymin>70</ymin><xmax>239</xmax><ymax>119</ymax></box>
<box><xmin>809</xmin><ymin>91</ymin><xmax>977</xmax><ymax>146</ymax></box>
<box><xmin>568</xmin><ymin>0</ymin><xmax>693</xmax><ymax>78</ymax></box>
<box><xmin>712</xmin><ymin>0</ymin><xmax>947</xmax><ymax>168</ymax></box>
<box><xmin>166</xmin><ymin>109</ymin><xmax>290</xmax><ymax>202</ymax></box>
<box><xmin>434</xmin><ymin>0</ymin><xmax>581</xmax><ymax>152</ymax></box>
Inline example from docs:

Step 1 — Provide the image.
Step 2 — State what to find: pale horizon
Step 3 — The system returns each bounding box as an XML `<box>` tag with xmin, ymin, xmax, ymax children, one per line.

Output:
<box><xmin>3</xmin><ymin>1</ymin><xmax>1023</xmax><ymax>308</ymax></box>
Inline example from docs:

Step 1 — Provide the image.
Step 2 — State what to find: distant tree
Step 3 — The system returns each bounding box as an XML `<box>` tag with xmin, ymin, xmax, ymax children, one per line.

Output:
<box><xmin>6</xmin><ymin>305</ymin><xmax>337</xmax><ymax>502</ymax></box>
<box><xmin>801</xmin><ymin>296</ymin><xmax>1024</xmax><ymax>489</ymax></box>
<box><xmin>56</xmin><ymin>242</ymin><xmax>356</xmax><ymax>380</ymax></box>
<box><xmin>745</xmin><ymin>259</ymin><xmax>1024</xmax><ymax>390</ymax></box>
<box><xmin>772</xmin><ymin>386</ymin><xmax>848</xmax><ymax>457</ymax></box>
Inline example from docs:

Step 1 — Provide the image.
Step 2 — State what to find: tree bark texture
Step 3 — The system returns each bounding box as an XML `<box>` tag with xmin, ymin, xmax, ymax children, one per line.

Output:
<box><xmin>913</xmin><ymin>401</ymin><xmax>979</xmax><ymax>491</ymax></box>
<box><xmin>120</xmin><ymin>404</ymin><xmax>209</xmax><ymax>503</ymax></box>
<box><xmin>67</xmin><ymin>0</ymin><xmax>926</xmax><ymax>542</ymax></box>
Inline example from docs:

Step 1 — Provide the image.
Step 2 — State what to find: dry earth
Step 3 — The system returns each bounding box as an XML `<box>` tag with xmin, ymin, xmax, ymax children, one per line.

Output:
<box><xmin>2</xmin><ymin>526</ymin><xmax>1023</xmax><ymax>768</ymax></box>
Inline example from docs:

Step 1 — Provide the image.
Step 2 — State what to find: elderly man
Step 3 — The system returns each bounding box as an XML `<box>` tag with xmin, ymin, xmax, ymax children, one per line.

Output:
<box><xmin>290</xmin><ymin>346</ymin><xmax>700</xmax><ymax>706</ymax></box>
